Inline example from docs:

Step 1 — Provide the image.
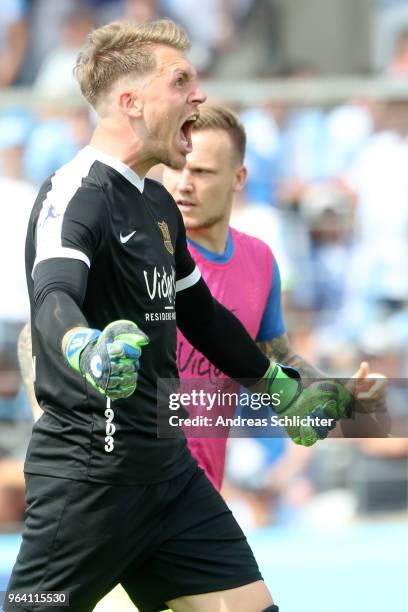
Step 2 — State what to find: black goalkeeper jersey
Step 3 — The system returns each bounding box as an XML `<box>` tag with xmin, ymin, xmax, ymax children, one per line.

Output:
<box><xmin>24</xmin><ymin>146</ymin><xmax>201</xmax><ymax>484</ymax></box>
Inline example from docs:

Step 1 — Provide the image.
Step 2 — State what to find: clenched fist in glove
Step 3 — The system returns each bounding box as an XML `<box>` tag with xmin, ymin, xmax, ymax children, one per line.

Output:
<box><xmin>289</xmin><ymin>380</ymin><xmax>352</xmax><ymax>446</ymax></box>
<box><xmin>260</xmin><ymin>362</ymin><xmax>353</xmax><ymax>446</ymax></box>
<box><xmin>64</xmin><ymin>320</ymin><xmax>149</xmax><ymax>400</ymax></box>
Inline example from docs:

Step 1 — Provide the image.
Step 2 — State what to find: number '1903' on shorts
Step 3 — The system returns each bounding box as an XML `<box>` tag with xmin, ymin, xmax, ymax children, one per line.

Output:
<box><xmin>5</xmin><ymin>463</ymin><xmax>262</xmax><ymax>611</ymax></box>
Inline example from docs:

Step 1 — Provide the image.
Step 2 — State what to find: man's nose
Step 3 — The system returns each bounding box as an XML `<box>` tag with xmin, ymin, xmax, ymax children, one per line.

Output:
<box><xmin>190</xmin><ymin>83</ymin><xmax>207</xmax><ymax>105</ymax></box>
<box><xmin>177</xmin><ymin>171</ymin><xmax>194</xmax><ymax>192</ymax></box>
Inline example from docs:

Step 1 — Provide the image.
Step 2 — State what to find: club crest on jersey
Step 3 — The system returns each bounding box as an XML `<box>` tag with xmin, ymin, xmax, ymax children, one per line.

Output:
<box><xmin>158</xmin><ymin>220</ymin><xmax>174</xmax><ymax>255</ymax></box>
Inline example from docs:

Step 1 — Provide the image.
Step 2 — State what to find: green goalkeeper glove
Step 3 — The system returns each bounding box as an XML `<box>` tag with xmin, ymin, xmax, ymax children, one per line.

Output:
<box><xmin>261</xmin><ymin>363</ymin><xmax>353</xmax><ymax>446</ymax></box>
<box><xmin>290</xmin><ymin>381</ymin><xmax>352</xmax><ymax>446</ymax></box>
<box><xmin>261</xmin><ymin>361</ymin><xmax>303</xmax><ymax>412</ymax></box>
<box><xmin>65</xmin><ymin>320</ymin><xmax>149</xmax><ymax>400</ymax></box>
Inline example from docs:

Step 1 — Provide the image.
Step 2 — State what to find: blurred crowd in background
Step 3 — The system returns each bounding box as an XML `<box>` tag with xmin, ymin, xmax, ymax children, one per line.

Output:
<box><xmin>1</xmin><ymin>0</ymin><xmax>408</xmax><ymax>533</ymax></box>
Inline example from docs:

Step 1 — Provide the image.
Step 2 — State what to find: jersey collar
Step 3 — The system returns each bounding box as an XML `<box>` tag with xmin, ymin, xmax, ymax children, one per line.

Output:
<box><xmin>83</xmin><ymin>145</ymin><xmax>145</xmax><ymax>192</ymax></box>
<box><xmin>187</xmin><ymin>230</ymin><xmax>234</xmax><ymax>264</ymax></box>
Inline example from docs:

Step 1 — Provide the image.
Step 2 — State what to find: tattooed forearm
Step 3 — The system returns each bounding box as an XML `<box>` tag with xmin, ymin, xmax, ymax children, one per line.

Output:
<box><xmin>257</xmin><ymin>333</ymin><xmax>325</xmax><ymax>379</ymax></box>
<box><xmin>17</xmin><ymin>322</ymin><xmax>42</xmax><ymax>421</ymax></box>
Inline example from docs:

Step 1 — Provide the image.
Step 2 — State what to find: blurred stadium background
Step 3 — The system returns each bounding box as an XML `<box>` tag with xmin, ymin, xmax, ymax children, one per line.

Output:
<box><xmin>1</xmin><ymin>1</ymin><xmax>408</xmax><ymax>610</ymax></box>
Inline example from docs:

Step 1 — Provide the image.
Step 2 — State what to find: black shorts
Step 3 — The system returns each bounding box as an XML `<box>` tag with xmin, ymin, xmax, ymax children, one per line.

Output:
<box><xmin>5</xmin><ymin>464</ymin><xmax>262</xmax><ymax>611</ymax></box>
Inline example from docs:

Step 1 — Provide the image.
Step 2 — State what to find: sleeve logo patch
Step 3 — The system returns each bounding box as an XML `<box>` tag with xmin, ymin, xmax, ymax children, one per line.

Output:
<box><xmin>38</xmin><ymin>202</ymin><xmax>61</xmax><ymax>228</ymax></box>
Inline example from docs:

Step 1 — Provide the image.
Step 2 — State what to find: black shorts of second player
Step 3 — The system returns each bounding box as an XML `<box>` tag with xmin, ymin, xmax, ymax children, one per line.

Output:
<box><xmin>5</xmin><ymin>463</ymin><xmax>263</xmax><ymax>612</ymax></box>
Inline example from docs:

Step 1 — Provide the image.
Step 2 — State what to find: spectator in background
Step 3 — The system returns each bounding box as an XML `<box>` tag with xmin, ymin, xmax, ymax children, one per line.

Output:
<box><xmin>236</xmin><ymin>87</ymin><xmax>373</xmax><ymax>330</ymax></box>
<box><xmin>323</xmin><ymin>99</ymin><xmax>373</xmax><ymax>179</ymax></box>
<box><xmin>337</xmin><ymin>101</ymin><xmax>408</xmax><ymax>365</ymax></box>
<box><xmin>23</xmin><ymin>109</ymin><xmax>92</xmax><ymax>186</ymax></box>
<box><xmin>33</xmin><ymin>7</ymin><xmax>96</xmax><ymax>97</ymax></box>
<box><xmin>211</xmin><ymin>0</ymin><xmax>282</xmax><ymax>77</ymax></box>
<box><xmin>240</xmin><ymin>102</ymin><xmax>286</xmax><ymax>207</ymax></box>
<box><xmin>295</xmin><ymin>183</ymin><xmax>354</xmax><ymax>318</ymax></box>
<box><xmin>281</xmin><ymin>105</ymin><xmax>327</xmax><ymax>195</ymax></box>
<box><xmin>351</xmin><ymin>437</ymin><xmax>408</xmax><ymax>514</ymax></box>
<box><xmin>280</xmin><ymin>95</ymin><xmax>372</xmax><ymax>346</ymax></box>
<box><xmin>124</xmin><ymin>0</ymin><xmax>160</xmax><ymax>22</ymax></box>
<box><xmin>278</xmin><ymin>62</ymin><xmax>328</xmax><ymax>198</ymax></box>
<box><xmin>19</xmin><ymin>4</ymin><xmax>95</xmax><ymax>185</ymax></box>
<box><xmin>232</xmin><ymin>101</ymin><xmax>292</xmax><ymax>290</ymax></box>
<box><xmin>387</xmin><ymin>27</ymin><xmax>408</xmax><ymax>77</ymax></box>
<box><xmin>88</xmin><ymin>0</ymin><xmax>160</xmax><ymax>24</ymax></box>
<box><xmin>0</xmin><ymin>111</ymin><xmax>35</xmax><ymax>328</ymax></box>
<box><xmin>230</xmin><ymin>196</ymin><xmax>293</xmax><ymax>294</ymax></box>
<box><xmin>263</xmin><ymin>63</ymin><xmax>329</xmax><ymax>314</ymax></box>
<box><xmin>162</xmin><ymin>0</ymin><xmax>236</xmax><ymax>72</ymax></box>
<box><xmin>0</xmin><ymin>0</ymin><xmax>28</xmax><ymax>86</ymax></box>
<box><xmin>19</xmin><ymin>0</ymin><xmax>87</xmax><ymax>85</ymax></box>
<box><xmin>299</xmin><ymin>97</ymin><xmax>372</xmax><ymax>326</ymax></box>
<box><xmin>0</xmin><ymin>111</ymin><xmax>35</xmax><ymax>529</ymax></box>
<box><xmin>86</xmin><ymin>0</ymin><xmax>125</xmax><ymax>24</ymax></box>
<box><xmin>373</xmin><ymin>0</ymin><xmax>408</xmax><ymax>72</ymax></box>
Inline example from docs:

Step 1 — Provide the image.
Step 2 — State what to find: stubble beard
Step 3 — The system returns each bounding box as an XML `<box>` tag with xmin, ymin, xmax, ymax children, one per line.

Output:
<box><xmin>162</xmin><ymin>150</ymin><xmax>185</xmax><ymax>171</ymax></box>
<box><xmin>154</xmin><ymin>136</ymin><xmax>186</xmax><ymax>171</ymax></box>
<box><xmin>184</xmin><ymin>213</ymin><xmax>224</xmax><ymax>231</ymax></box>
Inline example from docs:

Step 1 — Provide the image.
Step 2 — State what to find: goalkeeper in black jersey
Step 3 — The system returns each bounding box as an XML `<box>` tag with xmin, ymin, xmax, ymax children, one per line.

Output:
<box><xmin>5</xmin><ymin>19</ymin><xmax>354</xmax><ymax>612</ymax></box>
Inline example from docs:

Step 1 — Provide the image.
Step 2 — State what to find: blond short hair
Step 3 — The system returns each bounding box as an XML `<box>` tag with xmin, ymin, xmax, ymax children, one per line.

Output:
<box><xmin>193</xmin><ymin>105</ymin><xmax>246</xmax><ymax>163</ymax></box>
<box><xmin>74</xmin><ymin>19</ymin><xmax>190</xmax><ymax>107</ymax></box>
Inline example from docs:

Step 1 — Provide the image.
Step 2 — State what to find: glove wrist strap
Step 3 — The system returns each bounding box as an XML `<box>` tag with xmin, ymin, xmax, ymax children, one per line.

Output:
<box><xmin>65</xmin><ymin>328</ymin><xmax>100</xmax><ymax>372</ymax></box>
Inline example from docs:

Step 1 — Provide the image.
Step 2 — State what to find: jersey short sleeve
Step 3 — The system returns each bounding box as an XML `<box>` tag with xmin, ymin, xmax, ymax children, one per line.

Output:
<box><xmin>33</xmin><ymin>180</ymin><xmax>106</xmax><ymax>275</ymax></box>
<box><xmin>256</xmin><ymin>254</ymin><xmax>286</xmax><ymax>341</ymax></box>
<box><xmin>174</xmin><ymin>205</ymin><xmax>201</xmax><ymax>293</ymax></box>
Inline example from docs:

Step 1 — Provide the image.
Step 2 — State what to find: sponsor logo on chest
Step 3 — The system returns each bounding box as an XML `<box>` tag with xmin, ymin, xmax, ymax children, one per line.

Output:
<box><xmin>143</xmin><ymin>265</ymin><xmax>177</xmax><ymax>322</ymax></box>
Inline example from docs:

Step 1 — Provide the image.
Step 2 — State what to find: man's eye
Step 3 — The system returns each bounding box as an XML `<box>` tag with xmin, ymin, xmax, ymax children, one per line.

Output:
<box><xmin>175</xmin><ymin>77</ymin><xmax>185</xmax><ymax>88</ymax></box>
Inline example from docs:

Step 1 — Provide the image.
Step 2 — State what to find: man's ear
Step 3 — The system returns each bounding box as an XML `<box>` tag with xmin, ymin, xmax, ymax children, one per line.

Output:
<box><xmin>119</xmin><ymin>90</ymin><xmax>143</xmax><ymax>118</ymax></box>
<box><xmin>233</xmin><ymin>165</ymin><xmax>247</xmax><ymax>192</ymax></box>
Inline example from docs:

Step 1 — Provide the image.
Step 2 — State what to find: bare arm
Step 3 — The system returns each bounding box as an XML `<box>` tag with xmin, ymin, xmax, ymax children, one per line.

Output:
<box><xmin>257</xmin><ymin>333</ymin><xmax>325</xmax><ymax>379</ymax></box>
<box><xmin>17</xmin><ymin>322</ymin><xmax>42</xmax><ymax>422</ymax></box>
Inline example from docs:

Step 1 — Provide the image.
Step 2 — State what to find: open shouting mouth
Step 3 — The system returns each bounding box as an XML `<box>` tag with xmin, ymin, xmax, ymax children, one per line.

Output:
<box><xmin>178</xmin><ymin>114</ymin><xmax>199</xmax><ymax>153</ymax></box>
